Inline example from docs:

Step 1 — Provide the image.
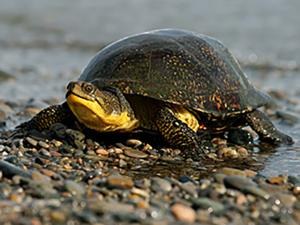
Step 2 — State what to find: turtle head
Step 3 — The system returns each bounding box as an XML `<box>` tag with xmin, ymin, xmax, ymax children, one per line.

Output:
<box><xmin>66</xmin><ymin>81</ymin><xmax>138</xmax><ymax>132</ymax></box>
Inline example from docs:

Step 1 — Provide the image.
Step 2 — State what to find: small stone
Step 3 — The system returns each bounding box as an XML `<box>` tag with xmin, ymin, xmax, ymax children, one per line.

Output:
<box><xmin>293</xmin><ymin>186</ymin><xmax>300</xmax><ymax>195</ymax></box>
<box><xmin>274</xmin><ymin>193</ymin><xmax>297</xmax><ymax>208</ymax></box>
<box><xmin>38</xmin><ymin>141</ymin><xmax>49</xmax><ymax>149</ymax></box>
<box><xmin>211</xmin><ymin>138</ymin><xmax>227</xmax><ymax>147</ymax></box>
<box><xmin>171</xmin><ymin>203</ymin><xmax>196</xmax><ymax>223</ymax></box>
<box><xmin>40</xmin><ymin>148</ymin><xmax>51</xmax><ymax>157</ymax></box>
<box><xmin>65</xmin><ymin>180</ymin><xmax>85</xmax><ymax>197</ymax></box>
<box><xmin>31</xmin><ymin>171</ymin><xmax>51</xmax><ymax>182</ymax></box>
<box><xmin>131</xmin><ymin>187</ymin><xmax>150</xmax><ymax>199</ymax></box>
<box><xmin>224</xmin><ymin>176</ymin><xmax>269</xmax><ymax>199</ymax></box>
<box><xmin>136</xmin><ymin>200</ymin><xmax>149</xmax><ymax>209</ymax></box>
<box><xmin>107</xmin><ymin>175</ymin><xmax>134</xmax><ymax>189</ymax></box>
<box><xmin>89</xmin><ymin>201</ymin><xmax>134</xmax><ymax>214</ymax></box>
<box><xmin>196</xmin><ymin>210</ymin><xmax>210</xmax><ymax>224</ymax></box>
<box><xmin>217</xmin><ymin>167</ymin><xmax>246</xmax><ymax>176</ymax></box>
<box><xmin>112</xmin><ymin>147</ymin><xmax>123</xmax><ymax>154</ymax></box>
<box><xmin>218</xmin><ymin>147</ymin><xmax>239</xmax><ymax>158</ymax></box>
<box><xmin>293</xmin><ymin>210</ymin><xmax>300</xmax><ymax>223</ymax></box>
<box><xmin>244</xmin><ymin>169</ymin><xmax>257</xmax><ymax>177</ymax></box>
<box><xmin>191</xmin><ymin>197</ymin><xmax>225</xmax><ymax>215</ymax></box>
<box><xmin>124</xmin><ymin>148</ymin><xmax>148</xmax><ymax>159</ymax></box>
<box><xmin>126</xmin><ymin>139</ymin><xmax>142</xmax><ymax>147</ymax></box>
<box><xmin>142</xmin><ymin>143</ymin><xmax>153</xmax><ymax>151</ymax></box>
<box><xmin>9</xmin><ymin>193</ymin><xmax>23</xmax><ymax>203</ymax></box>
<box><xmin>225</xmin><ymin>175</ymin><xmax>255</xmax><ymax>188</ymax></box>
<box><xmin>50</xmin><ymin>211</ymin><xmax>66</xmax><ymax>223</ymax></box>
<box><xmin>95</xmin><ymin>148</ymin><xmax>109</xmax><ymax>156</ymax></box>
<box><xmin>52</xmin><ymin>140</ymin><xmax>63</xmax><ymax>147</ymax></box>
<box><xmin>25</xmin><ymin>137</ymin><xmax>38</xmax><ymax>146</ymax></box>
<box><xmin>40</xmin><ymin>168</ymin><xmax>56</xmax><ymax>177</ymax></box>
<box><xmin>151</xmin><ymin>177</ymin><xmax>172</xmax><ymax>192</ymax></box>
<box><xmin>119</xmin><ymin>159</ymin><xmax>127</xmax><ymax>168</ymax></box>
<box><xmin>236</xmin><ymin>146</ymin><xmax>249</xmax><ymax>157</ymax></box>
<box><xmin>245</xmin><ymin>185</ymin><xmax>270</xmax><ymax>200</ymax></box>
<box><xmin>30</xmin><ymin>218</ymin><xmax>42</xmax><ymax>225</ymax></box>
<box><xmin>267</xmin><ymin>175</ymin><xmax>288</xmax><ymax>185</ymax></box>
<box><xmin>236</xmin><ymin>193</ymin><xmax>247</xmax><ymax>205</ymax></box>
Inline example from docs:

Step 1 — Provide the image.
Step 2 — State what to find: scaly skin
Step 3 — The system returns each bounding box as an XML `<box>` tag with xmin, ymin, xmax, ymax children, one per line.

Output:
<box><xmin>244</xmin><ymin>110</ymin><xmax>294</xmax><ymax>145</ymax></box>
<box><xmin>155</xmin><ymin>107</ymin><xmax>206</xmax><ymax>159</ymax></box>
<box><xmin>16</xmin><ymin>102</ymin><xmax>73</xmax><ymax>132</ymax></box>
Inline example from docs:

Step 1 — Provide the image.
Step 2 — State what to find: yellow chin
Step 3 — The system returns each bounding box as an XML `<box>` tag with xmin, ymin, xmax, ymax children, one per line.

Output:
<box><xmin>66</xmin><ymin>94</ymin><xmax>139</xmax><ymax>132</ymax></box>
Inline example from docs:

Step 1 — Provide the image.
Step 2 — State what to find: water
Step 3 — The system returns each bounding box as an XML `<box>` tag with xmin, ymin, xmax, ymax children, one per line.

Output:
<box><xmin>0</xmin><ymin>0</ymin><xmax>299</xmax><ymax>176</ymax></box>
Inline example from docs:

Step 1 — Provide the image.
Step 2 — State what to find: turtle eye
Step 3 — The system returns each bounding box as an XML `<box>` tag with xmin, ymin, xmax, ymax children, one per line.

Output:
<box><xmin>83</xmin><ymin>83</ymin><xmax>95</xmax><ymax>94</ymax></box>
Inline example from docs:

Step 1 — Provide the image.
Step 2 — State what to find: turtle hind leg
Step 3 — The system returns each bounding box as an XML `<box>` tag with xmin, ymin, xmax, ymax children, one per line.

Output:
<box><xmin>244</xmin><ymin>109</ymin><xmax>293</xmax><ymax>145</ymax></box>
<box><xmin>16</xmin><ymin>102</ymin><xmax>73</xmax><ymax>133</ymax></box>
<box><xmin>155</xmin><ymin>107</ymin><xmax>207</xmax><ymax>159</ymax></box>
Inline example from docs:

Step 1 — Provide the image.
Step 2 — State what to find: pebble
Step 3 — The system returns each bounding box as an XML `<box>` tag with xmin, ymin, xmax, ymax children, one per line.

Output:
<box><xmin>151</xmin><ymin>177</ymin><xmax>172</xmax><ymax>193</ymax></box>
<box><xmin>171</xmin><ymin>203</ymin><xmax>196</xmax><ymax>223</ymax></box>
<box><xmin>224</xmin><ymin>175</ymin><xmax>255</xmax><ymax>190</ymax></box>
<box><xmin>267</xmin><ymin>175</ymin><xmax>288</xmax><ymax>185</ymax></box>
<box><xmin>40</xmin><ymin>148</ymin><xmax>51</xmax><ymax>157</ymax></box>
<box><xmin>274</xmin><ymin>193</ymin><xmax>296</xmax><ymax>208</ymax></box>
<box><xmin>236</xmin><ymin>193</ymin><xmax>247</xmax><ymax>205</ymax></box>
<box><xmin>90</xmin><ymin>201</ymin><xmax>134</xmax><ymax>214</ymax></box>
<box><xmin>38</xmin><ymin>141</ymin><xmax>49</xmax><ymax>149</ymax></box>
<box><xmin>0</xmin><ymin>160</ymin><xmax>31</xmax><ymax>178</ymax></box>
<box><xmin>293</xmin><ymin>186</ymin><xmax>300</xmax><ymax>195</ymax></box>
<box><xmin>65</xmin><ymin>180</ymin><xmax>85</xmax><ymax>197</ymax></box>
<box><xmin>95</xmin><ymin>148</ymin><xmax>109</xmax><ymax>156</ymax></box>
<box><xmin>107</xmin><ymin>175</ymin><xmax>134</xmax><ymax>189</ymax></box>
<box><xmin>126</xmin><ymin>139</ymin><xmax>143</xmax><ymax>147</ymax></box>
<box><xmin>25</xmin><ymin>137</ymin><xmax>38</xmax><ymax>146</ymax></box>
<box><xmin>217</xmin><ymin>167</ymin><xmax>246</xmax><ymax>177</ymax></box>
<box><xmin>244</xmin><ymin>185</ymin><xmax>270</xmax><ymax>200</ymax></box>
<box><xmin>191</xmin><ymin>197</ymin><xmax>225</xmax><ymax>215</ymax></box>
<box><xmin>124</xmin><ymin>148</ymin><xmax>148</xmax><ymax>158</ymax></box>
<box><xmin>236</xmin><ymin>146</ymin><xmax>249</xmax><ymax>157</ymax></box>
<box><xmin>50</xmin><ymin>211</ymin><xmax>67</xmax><ymax>223</ymax></box>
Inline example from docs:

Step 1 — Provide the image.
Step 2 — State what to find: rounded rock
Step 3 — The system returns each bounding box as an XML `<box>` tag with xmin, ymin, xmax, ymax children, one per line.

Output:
<box><xmin>171</xmin><ymin>203</ymin><xmax>196</xmax><ymax>223</ymax></box>
<box><xmin>126</xmin><ymin>139</ymin><xmax>143</xmax><ymax>147</ymax></box>
<box><xmin>124</xmin><ymin>148</ymin><xmax>148</xmax><ymax>159</ymax></box>
<box><xmin>107</xmin><ymin>175</ymin><xmax>134</xmax><ymax>189</ymax></box>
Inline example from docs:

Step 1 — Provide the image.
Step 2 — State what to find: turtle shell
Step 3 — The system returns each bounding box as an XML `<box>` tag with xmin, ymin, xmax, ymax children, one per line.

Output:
<box><xmin>79</xmin><ymin>29</ymin><xmax>270</xmax><ymax>117</ymax></box>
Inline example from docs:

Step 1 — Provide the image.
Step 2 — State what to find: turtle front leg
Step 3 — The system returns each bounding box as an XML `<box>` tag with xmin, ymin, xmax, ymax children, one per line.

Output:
<box><xmin>245</xmin><ymin>109</ymin><xmax>293</xmax><ymax>145</ymax></box>
<box><xmin>155</xmin><ymin>107</ymin><xmax>207</xmax><ymax>159</ymax></box>
<box><xmin>16</xmin><ymin>102</ymin><xmax>73</xmax><ymax>132</ymax></box>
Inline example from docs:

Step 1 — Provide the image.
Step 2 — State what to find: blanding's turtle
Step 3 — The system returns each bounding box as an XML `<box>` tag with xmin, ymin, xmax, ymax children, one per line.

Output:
<box><xmin>18</xmin><ymin>29</ymin><xmax>293</xmax><ymax>158</ymax></box>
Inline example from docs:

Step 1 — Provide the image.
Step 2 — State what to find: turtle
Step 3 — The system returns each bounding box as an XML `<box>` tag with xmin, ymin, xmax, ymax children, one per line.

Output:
<box><xmin>17</xmin><ymin>29</ymin><xmax>293</xmax><ymax>158</ymax></box>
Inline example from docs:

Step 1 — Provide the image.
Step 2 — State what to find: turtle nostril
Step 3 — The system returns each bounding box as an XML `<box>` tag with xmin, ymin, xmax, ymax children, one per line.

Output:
<box><xmin>67</xmin><ymin>82</ymin><xmax>76</xmax><ymax>90</ymax></box>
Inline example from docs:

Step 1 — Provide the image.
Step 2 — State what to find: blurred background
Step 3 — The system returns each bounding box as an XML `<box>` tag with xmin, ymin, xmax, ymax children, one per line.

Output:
<box><xmin>0</xmin><ymin>0</ymin><xmax>299</xmax><ymax>101</ymax></box>
<box><xmin>0</xmin><ymin>0</ymin><xmax>299</xmax><ymax>175</ymax></box>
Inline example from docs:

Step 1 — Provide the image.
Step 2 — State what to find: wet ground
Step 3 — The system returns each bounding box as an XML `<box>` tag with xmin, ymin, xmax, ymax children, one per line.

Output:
<box><xmin>0</xmin><ymin>1</ymin><xmax>299</xmax><ymax>224</ymax></box>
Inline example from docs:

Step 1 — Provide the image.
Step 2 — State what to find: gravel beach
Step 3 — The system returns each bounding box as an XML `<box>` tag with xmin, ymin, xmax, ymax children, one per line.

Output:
<box><xmin>0</xmin><ymin>1</ymin><xmax>299</xmax><ymax>224</ymax></box>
